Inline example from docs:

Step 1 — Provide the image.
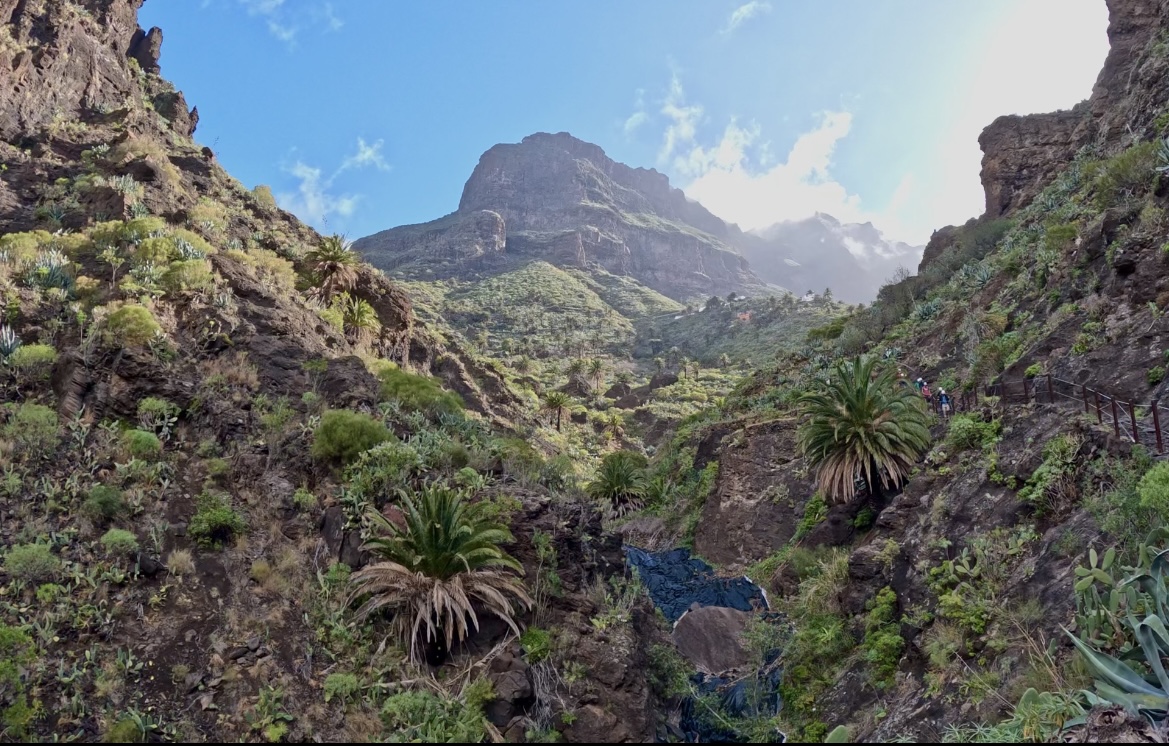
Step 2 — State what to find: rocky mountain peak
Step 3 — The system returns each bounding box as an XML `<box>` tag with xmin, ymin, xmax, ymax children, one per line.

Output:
<box><xmin>357</xmin><ymin>132</ymin><xmax>766</xmax><ymax>301</ymax></box>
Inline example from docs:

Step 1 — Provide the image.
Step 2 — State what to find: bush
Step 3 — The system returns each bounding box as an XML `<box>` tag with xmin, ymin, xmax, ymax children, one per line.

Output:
<box><xmin>519</xmin><ymin>627</ymin><xmax>552</xmax><ymax>663</ymax></box>
<box><xmin>189</xmin><ymin>492</ymin><xmax>246</xmax><ymax>548</ymax></box>
<box><xmin>323</xmin><ymin>672</ymin><xmax>361</xmax><ymax>704</ymax></box>
<box><xmin>1024</xmin><ymin>363</ymin><xmax>1043</xmax><ymax>378</ymax></box>
<box><xmin>99</xmin><ymin>528</ymin><xmax>139</xmax><ymax>557</ymax></box>
<box><xmin>3</xmin><ymin>402</ymin><xmax>59</xmax><ymax>457</ymax></box>
<box><xmin>105</xmin><ymin>305</ymin><xmax>162</xmax><ymax>346</ymax></box>
<box><xmin>946</xmin><ymin>414</ymin><xmax>1000</xmax><ymax>451</ymax></box>
<box><xmin>1149</xmin><ymin>366</ymin><xmax>1166</xmax><ymax>386</ymax></box>
<box><xmin>292</xmin><ymin>487</ymin><xmax>318</xmax><ymax>512</ymax></box>
<box><xmin>252</xmin><ymin>185</ymin><xmax>278</xmax><ymax>209</ymax></box>
<box><xmin>123</xmin><ymin>429</ymin><xmax>163</xmax><ymax>460</ymax></box>
<box><xmin>1092</xmin><ymin>141</ymin><xmax>1159</xmax><ymax>207</ymax></box>
<box><xmin>862</xmin><ymin>587</ymin><xmax>904</xmax><ymax>690</ymax></box>
<box><xmin>4</xmin><ymin>543</ymin><xmax>60</xmax><ymax>583</ymax></box>
<box><xmin>8</xmin><ymin>343</ymin><xmax>57</xmax><ymax>381</ymax></box>
<box><xmin>161</xmin><ymin>258</ymin><xmax>215</xmax><ymax>294</ymax></box>
<box><xmin>83</xmin><ymin>485</ymin><xmax>127</xmax><ymax>523</ymax></box>
<box><xmin>1138</xmin><ymin>461</ymin><xmax>1169</xmax><ymax>515</ymax></box>
<box><xmin>343</xmin><ymin>439</ymin><xmax>421</xmax><ymax>498</ymax></box>
<box><xmin>312</xmin><ymin>409</ymin><xmax>391</xmax><ymax>465</ymax></box>
<box><xmin>380</xmin><ymin>690</ymin><xmax>486</xmax><ymax>743</ymax></box>
<box><xmin>378</xmin><ymin>367</ymin><xmax>464</xmax><ymax>417</ymax></box>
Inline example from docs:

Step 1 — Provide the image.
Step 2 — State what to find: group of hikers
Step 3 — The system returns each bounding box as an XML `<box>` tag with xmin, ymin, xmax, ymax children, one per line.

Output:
<box><xmin>897</xmin><ymin>370</ymin><xmax>954</xmax><ymax>417</ymax></box>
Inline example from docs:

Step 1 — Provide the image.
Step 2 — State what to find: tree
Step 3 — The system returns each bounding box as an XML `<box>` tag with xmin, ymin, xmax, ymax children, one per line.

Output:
<box><xmin>679</xmin><ymin>357</ymin><xmax>691</xmax><ymax>378</ymax></box>
<box><xmin>306</xmin><ymin>234</ymin><xmax>360</xmax><ymax>300</ymax></box>
<box><xmin>542</xmin><ymin>391</ymin><xmax>572</xmax><ymax>432</ymax></box>
<box><xmin>587</xmin><ymin>358</ymin><xmax>605</xmax><ymax>389</ymax></box>
<box><xmin>718</xmin><ymin>353</ymin><xmax>731</xmax><ymax>370</ymax></box>
<box><xmin>565</xmin><ymin>359</ymin><xmax>586</xmax><ymax>382</ymax></box>
<box><xmin>705</xmin><ymin>296</ymin><xmax>724</xmax><ymax>311</ymax></box>
<box><xmin>601</xmin><ymin>412</ymin><xmax>625</xmax><ymax>442</ymax></box>
<box><xmin>615</xmin><ymin>370</ymin><xmax>634</xmax><ymax>387</ymax></box>
<box><xmin>653</xmin><ymin>357</ymin><xmax>665</xmax><ymax>374</ymax></box>
<box><xmin>823</xmin><ymin>287</ymin><xmax>834</xmax><ymax>302</ymax></box>
<box><xmin>586</xmin><ymin>451</ymin><xmax>648</xmax><ymax>516</ymax></box>
<box><xmin>337</xmin><ymin>293</ymin><xmax>381</xmax><ymax>342</ymax></box>
<box><xmin>513</xmin><ymin>356</ymin><xmax>532</xmax><ymax>374</ymax></box>
<box><xmin>690</xmin><ymin>360</ymin><xmax>700</xmax><ymax>379</ymax></box>
<box><xmin>348</xmin><ymin>485</ymin><xmax>531</xmax><ymax>664</ymax></box>
<box><xmin>796</xmin><ymin>356</ymin><xmax>930</xmax><ymax>503</ymax></box>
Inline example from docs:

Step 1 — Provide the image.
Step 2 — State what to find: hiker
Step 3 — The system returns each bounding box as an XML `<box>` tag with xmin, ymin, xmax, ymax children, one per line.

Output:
<box><xmin>939</xmin><ymin>389</ymin><xmax>952</xmax><ymax>417</ymax></box>
<box><xmin>922</xmin><ymin>381</ymin><xmax>932</xmax><ymax>405</ymax></box>
<box><xmin>914</xmin><ymin>377</ymin><xmax>924</xmax><ymax>394</ymax></box>
<box><xmin>897</xmin><ymin>369</ymin><xmax>909</xmax><ymax>388</ymax></box>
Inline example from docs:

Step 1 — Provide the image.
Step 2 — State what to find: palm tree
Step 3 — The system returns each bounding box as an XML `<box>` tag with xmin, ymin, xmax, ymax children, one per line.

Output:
<box><xmin>542</xmin><ymin>391</ymin><xmax>572</xmax><ymax>432</ymax></box>
<box><xmin>797</xmin><ymin>356</ymin><xmax>930</xmax><ymax>503</ymax></box>
<box><xmin>349</xmin><ymin>485</ymin><xmax>530</xmax><ymax>664</ymax></box>
<box><xmin>653</xmin><ymin>357</ymin><xmax>665</xmax><ymax>374</ymax></box>
<box><xmin>587</xmin><ymin>358</ymin><xmax>605</xmax><ymax>389</ymax></box>
<box><xmin>601</xmin><ymin>412</ymin><xmax>625</xmax><ymax>442</ymax></box>
<box><xmin>586</xmin><ymin>451</ymin><xmax>648</xmax><ymax>516</ymax></box>
<box><xmin>306</xmin><ymin>234</ymin><xmax>360</xmax><ymax>300</ymax></box>
<box><xmin>615</xmin><ymin>370</ymin><xmax>634</xmax><ymax>387</ymax></box>
<box><xmin>718</xmin><ymin>354</ymin><xmax>731</xmax><ymax>370</ymax></box>
<box><xmin>338</xmin><ymin>293</ymin><xmax>381</xmax><ymax>342</ymax></box>
<box><xmin>565</xmin><ymin>359</ymin><xmax>586</xmax><ymax>383</ymax></box>
<box><xmin>690</xmin><ymin>361</ymin><xmax>700</xmax><ymax>379</ymax></box>
<box><xmin>513</xmin><ymin>356</ymin><xmax>532</xmax><ymax>374</ymax></box>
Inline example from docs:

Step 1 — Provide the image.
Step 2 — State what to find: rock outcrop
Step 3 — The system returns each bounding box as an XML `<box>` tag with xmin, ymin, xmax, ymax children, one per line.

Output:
<box><xmin>355</xmin><ymin>132</ymin><xmax>768</xmax><ymax>301</ymax></box>
<box><xmin>979</xmin><ymin>0</ymin><xmax>1169</xmax><ymax>217</ymax></box>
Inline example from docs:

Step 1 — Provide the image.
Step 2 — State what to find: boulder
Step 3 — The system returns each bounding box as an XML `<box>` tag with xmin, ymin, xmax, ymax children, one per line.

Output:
<box><xmin>563</xmin><ymin>704</ymin><xmax>628</xmax><ymax>744</ymax></box>
<box><xmin>671</xmin><ymin>605</ymin><xmax>752</xmax><ymax>674</ymax></box>
<box><xmin>128</xmin><ymin>26</ymin><xmax>164</xmax><ymax>74</ymax></box>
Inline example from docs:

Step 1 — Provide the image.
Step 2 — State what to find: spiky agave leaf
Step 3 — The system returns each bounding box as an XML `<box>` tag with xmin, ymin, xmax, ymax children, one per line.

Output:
<box><xmin>797</xmin><ymin>355</ymin><xmax>931</xmax><ymax>503</ymax></box>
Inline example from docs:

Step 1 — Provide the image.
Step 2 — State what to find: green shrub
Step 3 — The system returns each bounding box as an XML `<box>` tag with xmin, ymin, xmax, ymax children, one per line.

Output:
<box><xmin>252</xmin><ymin>185</ymin><xmax>278</xmax><ymax>209</ymax></box>
<box><xmin>862</xmin><ymin>587</ymin><xmax>904</xmax><ymax>690</ymax></box>
<box><xmin>0</xmin><ymin>624</ymin><xmax>34</xmax><ymax>738</ymax></box>
<box><xmin>1092</xmin><ymin>141</ymin><xmax>1159</xmax><ymax>207</ymax></box>
<box><xmin>8</xmin><ymin>343</ymin><xmax>57</xmax><ymax>380</ymax></box>
<box><xmin>123</xmin><ymin>429</ymin><xmax>163</xmax><ymax>460</ymax></box>
<box><xmin>4</xmin><ymin>543</ymin><xmax>60</xmax><ymax>583</ymax></box>
<box><xmin>378</xmin><ymin>367</ymin><xmax>464</xmax><ymax>416</ymax></box>
<box><xmin>292</xmin><ymin>487</ymin><xmax>318</xmax><ymax>512</ymax></box>
<box><xmin>380</xmin><ymin>690</ymin><xmax>486</xmax><ymax>743</ymax></box>
<box><xmin>946</xmin><ymin>414</ymin><xmax>1000</xmax><ymax>451</ymax></box>
<box><xmin>99</xmin><ymin>528</ymin><xmax>139</xmax><ymax>557</ymax></box>
<box><xmin>520</xmin><ymin>627</ymin><xmax>552</xmax><ymax>662</ymax></box>
<box><xmin>105</xmin><ymin>305</ymin><xmax>162</xmax><ymax>346</ymax></box>
<box><xmin>1024</xmin><ymin>363</ymin><xmax>1043</xmax><ymax>378</ymax></box>
<box><xmin>137</xmin><ymin>396</ymin><xmax>179</xmax><ymax>437</ymax></box>
<box><xmin>794</xmin><ymin>494</ymin><xmax>827</xmax><ymax>541</ymax></box>
<box><xmin>2</xmin><ymin>402</ymin><xmax>58</xmax><ymax>455</ymax></box>
<box><xmin>83</xmin><ymin>485</ymin><xmax>127</xmax><ymax>523</ymax></box>
<box><xmin>312</xmin><ymin>409</ymin><xmax>391</xmax><ymax>465</ymax></box>
<box><xmin>1149</xmin><ymin>366</ymin><xmax>1166</xmax><ymax>386</ymax></box>
<box><xmin>1138</xmin><ymin>461</ymin><xmax>1169</xmax><ymax>515</ymax></box>
<box><xmin>103</xmin><ymin>717</ymin><xmax>147</xmax><ymax>743</ymax></box>
<box><xmin>323</xmin><ymin>672</ymin><xmax>361</xmax><ymax>704</ymax></box>
<box><xmin>189</xmin><ymin>492</ymin><xmax>246</xmax><ymax>548</ymax></box>
<box><xmin>161</xmin><ymin>258</ymin><xmax>215</xmax><ymax>294</ymax></box>
<box><xmin>646</xmin><ymin>642</ymin><xmax>692</xmax><ymax>700</ymax></box>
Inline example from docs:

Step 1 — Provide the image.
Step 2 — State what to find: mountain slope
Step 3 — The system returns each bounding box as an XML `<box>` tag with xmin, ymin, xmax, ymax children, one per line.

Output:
<box><xmin>354</xmin><ymin>131</ymin><xmax>771</xmax><ymax>302</ymax></box>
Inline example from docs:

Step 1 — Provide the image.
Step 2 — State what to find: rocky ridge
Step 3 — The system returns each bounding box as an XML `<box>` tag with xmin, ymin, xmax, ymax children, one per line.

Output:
<box><xmin>355</xmin><ymin>132</ymin><xmax>769</xmax><ymax>302</ymax></box>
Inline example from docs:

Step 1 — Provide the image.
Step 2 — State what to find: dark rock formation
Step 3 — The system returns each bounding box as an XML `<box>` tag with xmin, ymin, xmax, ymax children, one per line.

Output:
<box><xmin>979</xmin><ymin>0</ymin><xmax>1169</xmax><ymax>218</ymax></box>
<box><xmin>128</xmin><ymin>26</ymin><xmax>163</xmax><ymax>74</ymax></box>
<box><xmin>355</xmin><ymin>132</ymin><xmax>768</xmax><ymax>301</ymax></box>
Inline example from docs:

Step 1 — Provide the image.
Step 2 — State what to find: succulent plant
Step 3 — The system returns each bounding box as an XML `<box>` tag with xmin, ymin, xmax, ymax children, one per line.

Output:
<box><xmin>0</xmin><ymin>325</ymin><xmax>20</xmax><ymax>359</ymax></box>
<box><xmin>1068</xmin><ymin>530</ymin><xmax>1169</xmax><ymax>723</ymax></box>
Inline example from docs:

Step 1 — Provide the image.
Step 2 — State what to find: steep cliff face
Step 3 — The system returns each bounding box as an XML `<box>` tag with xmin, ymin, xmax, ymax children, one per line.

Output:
<box><xmin>979</xmin><ymin>0</ymin><xmax>1169</xmax><ymax>218</ymax></box>
<box><xmin>355</xmin><ymin>132</ymin><xmax>767</xmax><ymax>301</ymax></box>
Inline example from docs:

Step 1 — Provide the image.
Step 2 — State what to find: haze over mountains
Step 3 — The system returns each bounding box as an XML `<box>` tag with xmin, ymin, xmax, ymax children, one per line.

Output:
<box><xmin>356</xmin><ymin>132</ymin><xmax>921</xmax><ymax>304</ymax></box>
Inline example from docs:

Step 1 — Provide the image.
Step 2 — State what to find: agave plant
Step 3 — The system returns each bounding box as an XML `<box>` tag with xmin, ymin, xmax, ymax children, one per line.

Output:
<box><xmin>173</xmin><ymin>237</ymin><xmax>206</xmax><ymax>260</ymax></box>
<box><xmin>1067</xmin><ymin>531</ymin><xmax>1169</xmax><ymax>724</ymax></box>
<box><xmin>911</xmin><ymin>299</ymin><xmax>942</xmax><ymax>322</ymax></box>
<box><xmin>348</xmin><ymin>483</ymin><xmax>531</xmax><ymax>665</ymax></box>
<box><xmin>797</xmin><ymin>355</ymin><xmax>931</xmax><ymax>503</ymax></box>
<box><xmin>585</xmin><ymin>450</ymin><xmax>648</xmax><ymax>516</ymax></box>
<box><xmin>0</xmin><ymin>325</ymin><xmax>20</xmax><ymax>359</ymax></box>
<box><xmin>1156</xmin><ymin>136</ymin><xmax>1169</xmax><ymax>175</ymax></box>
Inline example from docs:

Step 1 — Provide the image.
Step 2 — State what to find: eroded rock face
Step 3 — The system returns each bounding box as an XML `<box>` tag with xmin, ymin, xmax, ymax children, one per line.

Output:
<box><xmin>978</xmin><ymin>0</ymin><xmax>1169</xmax><ymax>218</ymax></box>
<box><xmin>355</xmin><ymin>132</ymin><xmax>766</xmax><ymax>301</ymax></box>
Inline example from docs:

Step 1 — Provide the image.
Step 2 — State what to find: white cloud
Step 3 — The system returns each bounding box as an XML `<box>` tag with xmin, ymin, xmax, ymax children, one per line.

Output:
<box><xmin>266</xmin><ymin>20</ymin><xmax>297</xmax><ymax>43</ymax></box>
<box><xmin>623</xmin><ymin>111</ymin><xmax>649</xmax><ymax>136</ymax></box>
<box><xmin>239</xmin><ymin>0</ymin><xmax>344</xmax><ymax>44</ymax></box>
<box><xmin>681</xmin><ymin>112</ymin><xmax>876</xmax><ymax>234</ymax></box>
<box><xmin>658</xmin><ymin>75</ymin><xmax>704</xmax><ymax>165</ymax></box>
<box><xmin>723</xmin><ymin>1</ymin><xmax>771</xmax><ymax>34</ymax></box>
<box><xmin>277</xmin><ymin>162</ymin><xmax>357</xmax><ymax>226</ymax></box>
<box><xmin>339</xmin><ymin>137</ymin><xmax>391</xmax><ymax>173</ymax></box>
<box><xmin>276</xmin><ymin>138</ymin><xmax>391</xmax><ymax>228</ymax></box>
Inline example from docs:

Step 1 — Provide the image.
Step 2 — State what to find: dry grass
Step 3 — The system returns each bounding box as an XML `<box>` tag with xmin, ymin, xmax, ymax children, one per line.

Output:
<box><xmin>166</xmin><ymin>549</ymin><xmax>196</xmax><ymax>576</ymax></box>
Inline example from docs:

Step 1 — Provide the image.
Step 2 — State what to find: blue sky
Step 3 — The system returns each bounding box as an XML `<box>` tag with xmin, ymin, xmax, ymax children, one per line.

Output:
<box><xmin>142</xmin><ymin>1</ymin><xmax>1109</xmax><ymax>245</ymax></box>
